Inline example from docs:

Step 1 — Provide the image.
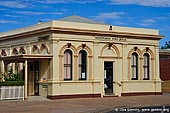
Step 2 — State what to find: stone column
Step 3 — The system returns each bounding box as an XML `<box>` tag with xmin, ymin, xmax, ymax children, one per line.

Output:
<box><xmin>24</xmin><ymin>59</ymin><xmax>28</xmax><ymax>99</ymax></box>
<box><xmin>12</xmin><ymin>63</ymin><xmax>15</xmax><ymax>73</ymax></box>
<box><xmin>0</xmin><ymin>60</ymin><xmax>4</xmax><ymax>73</ymax></box>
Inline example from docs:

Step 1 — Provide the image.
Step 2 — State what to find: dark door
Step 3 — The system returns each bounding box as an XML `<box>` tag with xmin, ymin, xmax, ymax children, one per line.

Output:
<box><xmin>104</xmin><ymin>62</ymin><xmax>113</xmax><ymax>94</ymax></box>
<box><xmin>34</xmin><ymin>61</ymin><xmax>39</xmax><ymax>95</ymax></box>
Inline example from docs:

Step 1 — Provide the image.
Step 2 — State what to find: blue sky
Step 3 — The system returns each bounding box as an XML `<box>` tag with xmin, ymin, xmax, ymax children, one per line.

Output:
<box><xmin>0</xmin><ymin>0</ymin><xmax>170</xmax><ymax>47</ymax></box>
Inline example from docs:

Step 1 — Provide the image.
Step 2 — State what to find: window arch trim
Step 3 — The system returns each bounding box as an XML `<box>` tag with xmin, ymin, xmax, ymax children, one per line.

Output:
<box><xmin>19</xmin><ymin>47</ymin><xmax>26</xmax><ymax>54</ymax></box>
<box><xmin>131</xmin><ymin>52</ymin><xmax>138</xmax><ymax>80</ymax></box>
<box><xmin>78</xmin><ymin>50</ymin><xmax>87</xmax><ymax>80</ymax></box>
<box><xmin>64</xmin><ymin>49</ymin><xmax>73</xmax><ymax>80</ymax></box>
<box><xmin>143</xmin><ymin>53</ymin><xmax>150</xmax><ymax>80</ymax></box>
<box><xmin>12</xmin><ymin>48</ymin><xmax>19</xmax><ymax>55</ymax></box>
<box><xmin>1</xmin><ymin>49</ymin><xmax>7</xmax><ymax>56</ymax></box>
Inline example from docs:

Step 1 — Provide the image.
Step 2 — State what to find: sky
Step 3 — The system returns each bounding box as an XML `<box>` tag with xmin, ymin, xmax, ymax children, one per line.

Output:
<box><xmin>0</xmin><ymin>0</ymin><xmax>170</xmax><ymax>47</ymax></box>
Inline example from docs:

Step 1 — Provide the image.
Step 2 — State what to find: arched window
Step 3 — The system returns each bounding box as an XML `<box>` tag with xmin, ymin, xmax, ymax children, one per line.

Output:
<box><xmin>12</xmin><ymin>48</ymin><xmax>18</xmax><ymax>55</ymax></box>
<box><xmin>131</xmin><ymin>52</ymin><xmax>138</xmax><ymax>80</ymax></box>
<box><xmin>1</xmin><ymin>49</ymin><xmax>7</xmax><ymax>56</ymax></box>
<box><xmin>41</xmin><ymin>44</ymin><xmax>48</xmax><ymax>54</ymax></box>
<box><xmin>33</xmin><ymin>45</ymin><xmax>39</xmax><ymax>54</ymax></box>
<box><xmin>64</xmin><ymin>49</ymin><xmax>72</xmax><ymax>80</ymax></box>
<box><xmin>143</xmin><ymin>53</ymin><xmax>150</xmax><ymax>80</ymax></box>
<box><xmin>78</xmin><ymin>50</ymin><xmax>87</xmax><ymax>80</ymax></box>
<box><xmin>19</xmin><ymin>47</ymin><xmax>26</xmax><ymax>54</ymax></box>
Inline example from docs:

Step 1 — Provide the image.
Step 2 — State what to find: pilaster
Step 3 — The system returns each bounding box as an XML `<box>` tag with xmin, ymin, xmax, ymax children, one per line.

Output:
<box><xmin>93</xmin><ymin>41</ymin><xmax>99</xmax><ymax>80</ymax></box>
<box><xmin>155</xmin><ymin>45</ymin><xmax>160</xmax><ymax>80</ymax></box>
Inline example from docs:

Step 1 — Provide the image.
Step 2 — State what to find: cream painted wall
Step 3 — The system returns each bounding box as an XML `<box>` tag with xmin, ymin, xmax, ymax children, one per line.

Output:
<box><xmin>39</xmin><ymin>59</ymin><xmax>49</xmax><ymax>97</ymax></box>
<box><xmin>0</xmin><ymin>20</ymin><xmax>162</xmax><ymax>98</ymax></box>
<box><xmin>49</xmin><ymin>82</ymin><xmax>100</xmax><ymax>95</ymax></box>
<box><xmin>28</xmin><ymin>69</ymin><xmax>34</xmax><ymax>95</ymax></box>
<box><xmin>122</xmin><ymin>80</ymin><xmax>162</xmax><ymax>93</ymax></box>
<box><xmin>41</xmin><ymin>33</ymin><xmax>161</xmax><ymax>96</ymax></box>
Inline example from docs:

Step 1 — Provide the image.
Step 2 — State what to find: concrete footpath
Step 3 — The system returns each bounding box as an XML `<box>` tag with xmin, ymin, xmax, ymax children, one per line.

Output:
<box><xmin>0</xmin><ymin>95</ymin><xmax>170</xmax><ymax>113</ymax></box>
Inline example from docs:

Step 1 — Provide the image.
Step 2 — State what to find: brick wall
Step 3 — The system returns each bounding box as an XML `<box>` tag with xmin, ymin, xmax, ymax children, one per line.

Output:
<box><xmin>160</xmin><ymin>59</ymin><xmax>170</xmax><ymax>81</ymax></box>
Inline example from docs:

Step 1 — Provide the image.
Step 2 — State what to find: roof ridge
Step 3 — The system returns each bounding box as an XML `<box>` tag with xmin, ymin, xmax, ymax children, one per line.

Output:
<box><xmin>58</xmin><ymin>15</ymin><xmax>106</xmax><ymax>25</ymax></box>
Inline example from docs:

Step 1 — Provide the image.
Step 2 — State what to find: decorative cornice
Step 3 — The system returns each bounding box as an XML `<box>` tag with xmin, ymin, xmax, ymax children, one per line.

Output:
<box><xmin>0</xmin><ymin>54</ymin><xmax>53</xmax><ymax>62</ymax></box>
<box><xmin>0</xmin><ymin>26</ymin><xmax>163</xmax><ymax>42</ymax></box>
<box><xmin>50</xmin><ymin>27</ymin><xmax>163</xmax><ymax>39</ymax></box>
<box><xmin>0</xmin><ymin>27</ymin><xmax>52</xmax><ymax>41</ymax></box>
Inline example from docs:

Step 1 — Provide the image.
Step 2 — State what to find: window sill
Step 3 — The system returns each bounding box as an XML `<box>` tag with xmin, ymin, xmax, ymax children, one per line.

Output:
<box><xmin>131</xmin><ymin>78</ymin><xmax>138</xmax><ymax>80</ymax></box>
<box><xmin>143</xmin><ymin>78</ymin><xmax>149</xmax><ymax>80</ymax></box>
<box><xmin>64</xmin><ymin>79</ymin><xmax>72</xmax><ymax>81</ymax></box>
<box><xmin>79</xmin><ymin>78</ymin><xmax>87</xmax><ymax>80</ymax></box>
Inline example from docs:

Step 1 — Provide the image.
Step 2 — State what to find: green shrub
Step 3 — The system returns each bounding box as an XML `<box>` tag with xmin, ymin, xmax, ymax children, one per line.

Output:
<box><xmin>3</xmin><ymin>73</ymin><xmax>21</xmax><ymax>81</ymax></box>
<box><xmin>0</xmin><ymin>70</ymin><xmax>22</xmax><ymax>81</ymax></box>
<box><xmin>0</xmin><ymin>81</ymin><xmax>24</xmax><ymax>86</ymax></box>
<box><xmin>0</xmin><ymin>70</ymin><xmax>24</xmax><ymax>86</ymax></box>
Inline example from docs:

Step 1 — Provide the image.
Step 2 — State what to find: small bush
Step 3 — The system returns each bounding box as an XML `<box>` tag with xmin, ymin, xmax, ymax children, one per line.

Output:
<box><xmin>0</xmin><ymin>70</ymin><xmax>24</xmax><ymax>86</ymax></box>
<box><xmin>3</xmin><ymin>73</ymin><xmax>21</xmax><ymax>81</ymax></box>
<box><xmin>0</xmin><ymin>70</ymin><xmax>22</xmax><ymax>81</ymax></box>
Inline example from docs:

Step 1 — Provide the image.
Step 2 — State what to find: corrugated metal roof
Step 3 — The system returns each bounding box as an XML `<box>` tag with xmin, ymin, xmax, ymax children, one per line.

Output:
<box><xmin>160</xmin><ymin>49</ymin><xmax>170</xmax><ymax>53</ymax></box>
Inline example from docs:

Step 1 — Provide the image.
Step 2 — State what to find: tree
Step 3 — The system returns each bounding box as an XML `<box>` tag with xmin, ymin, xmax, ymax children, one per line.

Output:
<box><xmin>161</xmin><ymin>41</ymin><xmax>170</xmax><ymax>49</ymax></box>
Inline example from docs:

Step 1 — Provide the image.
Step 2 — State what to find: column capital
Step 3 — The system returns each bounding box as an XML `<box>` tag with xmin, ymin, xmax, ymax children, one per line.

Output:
<box><xmin>93</xmin><ymin>41</ymin><xmax>99</xmax><ymax>46</ymax></box>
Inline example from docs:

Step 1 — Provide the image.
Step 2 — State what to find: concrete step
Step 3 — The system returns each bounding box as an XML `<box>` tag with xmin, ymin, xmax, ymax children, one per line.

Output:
<box><xmin>26</xmin><ymin>96</ymin><xmax>51</xmax><ymax>101</ymax></box>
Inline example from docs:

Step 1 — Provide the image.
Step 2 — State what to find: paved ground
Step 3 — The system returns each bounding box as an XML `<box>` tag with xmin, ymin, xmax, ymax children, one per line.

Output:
<box><xmin>0</xmin><ymin>95</ymin><xmax>170</xmax><ymax>113</ymax></box>
<box><xmin>106</xmin><ymin>106</ymin><xmax>170</xmax><ymax>113</ymax></box>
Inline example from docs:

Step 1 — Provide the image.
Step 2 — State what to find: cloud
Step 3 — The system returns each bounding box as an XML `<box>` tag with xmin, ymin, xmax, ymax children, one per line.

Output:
<box><xmin>160</xmin><ymin>26</ymin><xmax>170</xmax><ymax>31</ymax></box>
<box><xmin>110</xmin><ymin>0</ymin><xmax>170</xmax><ymax>7</ymax></box>
<box><xmin>0</xmin><ymin>0</ymin><xmax>104</xmax><ymax>9</ymax></box>
<box><xmin>36</xmin><ymin>0</ymin><xmax>104</xmax><ymax>4</ymax></box>
<box><xmin>154</xmin><ymin>16</ymin><xmax>167</xmax><ymax>20</ymax></box>
<box><xmin>139</xmin><ymin>19</ymin><xmax>155</xmax><ymax>26</ymax></box>
<box><xmin>143</xmin><ymin>19</ymin><xmax>155</xmax><ymax>23</ymax></box>
<box><xmin>0</xmin><ymin>19</ymin><xmax>17</xmax><ymax>24</ymax></box>
<box><xmin>0</xmin><ymin>8</ymin><xmax>8</xmax><ymax>11</ymax></box>
<box><xmin>5</xmin><ymin>15</ymin><xmax>20</xmax><ymax>18</ymax></box>
<box><xmin>13</xmin><ymin>11</ymin><xmax>63</xmax><ymax>15</ymax></box>
<box><xmin>113</xmin><ymin>21</ymin><xmax>127</xmax><ymax>25</ymax></box>
<box><xmin>93</xmin><ymin>12</ymin><xmax>126</xmax><ymax>21</ymax></box>
<box><xmin>36</xmin><ymin>0</ymin><xmax>68</xmax><ymax>4</ymax></box>
<box><xmin>0</xmin><ymin>1</ymin><xmax>30</xmax><ymax>8</ymax></box>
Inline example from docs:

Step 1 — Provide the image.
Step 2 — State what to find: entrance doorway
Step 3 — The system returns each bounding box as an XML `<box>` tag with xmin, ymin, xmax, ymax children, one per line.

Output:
<box><xmin>34</xmin><ymin>61</ymin><xmax>39</xmax><ymax>95</ymax></box>
<box><xmin>28</xmin><ymin>61</ymin><xmax>39</xmax><ymax>95</ymax></box>
<box><xmin>104</xmin><ymin>62</ymin><xmax>113</xmax><ymax>94</ymax></box>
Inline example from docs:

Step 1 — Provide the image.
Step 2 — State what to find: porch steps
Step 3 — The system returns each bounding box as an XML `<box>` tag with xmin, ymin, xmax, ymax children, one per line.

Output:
<box><xmin>26</xmin><ymin>96</ymin><xmax>51</xmax><ymax>101</ymax></box>
<box><xmin>103</xmin><ymin>94</ymin><xmax>118</xmax><ymax>97</ymax></box>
